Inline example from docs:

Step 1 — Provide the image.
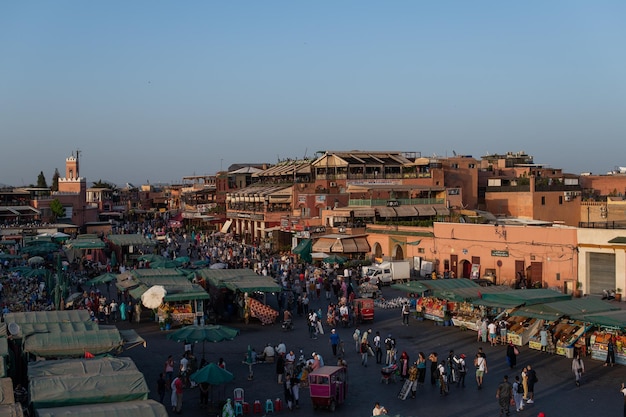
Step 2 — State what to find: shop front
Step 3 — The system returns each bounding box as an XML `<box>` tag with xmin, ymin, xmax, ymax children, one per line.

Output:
<box><xmin>571</xmin><ymin>310</ymin><xmax>626</xmax><ymax>365</ymax></box>
<box><xmin>523</xmin><ymin>299</ymin><xmax>618</xmax><ymax>356</ymax></box>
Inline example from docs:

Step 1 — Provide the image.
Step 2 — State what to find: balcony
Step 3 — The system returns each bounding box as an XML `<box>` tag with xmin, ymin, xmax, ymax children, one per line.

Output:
<box><xmin>348</xmin><ymin>198</ymin><xmax>444</xmax><ymax>206</ymax></box>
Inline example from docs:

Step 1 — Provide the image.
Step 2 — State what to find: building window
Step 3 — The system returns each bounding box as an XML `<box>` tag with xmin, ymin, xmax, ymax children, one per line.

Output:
<box><xmin>559</xmin><ymin>196</ymin><xmax>563</xmax><ymax>205</ymax></box>
<box><xmin>468</xmin><ymin>163</ymin><xmax>475</xmax><ymax>169</ymax></box>
<box><xmin>418</xmin><ymin>248</ymin><xmax>425</xmax><ymax>254</ymax></box>
<box><xmin>541</xmin><ymin>196</ymin><xmax>546</xmax><ymax>205</ymax></box>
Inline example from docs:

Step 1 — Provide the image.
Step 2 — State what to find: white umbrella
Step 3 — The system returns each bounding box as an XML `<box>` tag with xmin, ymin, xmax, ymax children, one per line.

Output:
<box><xmin>141</xmin><ymin>285</ymin><xmax>167</xmax><ymax>309</ymax></box>
<box><xmin>311</xmin><ymin>252</ymin><xmax>330</xmax><ymax>259</ymax></box>
<box><xmin>210</xmin><ymin>262</ymin><xmax>228</xmax><ymax>269</ymax></box>
<box><xmin>28</xmin><ymin>256</ymin><xmax>45</xmax><ymax>265</ymax></box>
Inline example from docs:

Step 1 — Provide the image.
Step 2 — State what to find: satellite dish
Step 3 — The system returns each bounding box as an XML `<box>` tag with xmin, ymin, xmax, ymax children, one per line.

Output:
<box><xmin>7</xmin><ymin>322</ymin><xmax>21</xmax><ymax>336</ymax></box>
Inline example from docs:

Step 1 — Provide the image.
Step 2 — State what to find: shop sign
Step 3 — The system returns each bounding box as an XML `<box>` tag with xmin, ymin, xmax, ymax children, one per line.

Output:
<box><xmin>386</xmin><ymin>200</ymin><xmax>400</xmax><ymax>207</ymax></box>
<box><xmin>491</xmin><ymin>250</ymin><xmax>509</xmax><ymax>257</ymax></box>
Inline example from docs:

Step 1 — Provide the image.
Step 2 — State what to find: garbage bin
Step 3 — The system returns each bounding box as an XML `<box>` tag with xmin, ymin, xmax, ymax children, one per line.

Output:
<box><xmin>565</xmin><ymin>347</ymin><xmax>575</xmax><ymax>358</ymax></box>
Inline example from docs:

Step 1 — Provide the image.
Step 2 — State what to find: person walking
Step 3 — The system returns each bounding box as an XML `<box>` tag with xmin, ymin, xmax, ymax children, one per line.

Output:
<box><xmin>408</xmin><ymin>362</ymin><xmax>418</xmax><ymax>398</ymax></box>
<box><xmin>572</xmin><ymin>353</ymin><xmax>585</xmax><ymax>387</ymax></box>
<box><xmin>521</xmin><ymin>366</ymin><xmax>529</xmax><ymax>403</ymax></box>
<box><xmin>283</xmin><ymin>373</ymin><xmax>294</xmax><ymax>410</ymax></box>
<box><xmin>620</xmin><ymin>382</ymin><xmax>626</xmax><ymax>417</ymax></box>
<box><xmin>360</xmin><ymin>339</ymin><xmax>369</xmax><ymax>367</ymax></box>
<box><xmin>455</xmin><ymin>353</ymin><xmax>467</xmax><ymax>388</ymax></box>
<box><xmin>401</xmin><ymin>302</ymin><xmax>410</xmax><ymax>326</ymax></box>
<box><xmin>329</xmin><ymin>329</ymin><xmax>340</xmax><ymax>356</ymax></box>
<box><xmin>605</xmin><ymin>336</ymin><xmax>616</xmax><ymax>367</ymax></box>
<box><xmin>173</xmin><ymin>373</ymin><xmax>184</xmax><ymax>414</ymax></box>
<box><xmin>525</xmin><ymin>364</ymin><xmax>537</xmax><ymax>404</ymax></box>
<box><xmin>513</xmin><ymin>375</ymin><xmax>524</xmax><ymax>412</ymax></box>
<box><xmin>156</xmin><ymin>373</ymin><xmax>166</xmax><ymax>404</ymax></box>
<box><xmin>429</xmin><ymin>352</ymin><xmax>439</xmax><ymax>386</ymax></box>
<box><xmin>164</xmin><ymin>355</ymin><xmax>175</xmax><ymax>386</ymax></box>
<box><xmin>417</xmin><ymin>352</ymin><xmax>427</xmax><ymax>388</ymax></box>
<box><xmin>475</xmin><ymin>352</ymin><xmax>488</xmax><ymax>390</ymax></box>
<box><xmin>373</xmin><ymin>331</ymin><xmax>383</xmax><ymax>364</ymax></box>
<box><xmin>495</xmin><ymin>375</ymin><xmax>513</xmax><ymax>417</ymax></box>
<box><xmin>506</xmin><ymin>341</ymin><xmax>518</xmax><ymax>369</ymax></box>
<box><xmin>276</xmin><ymin>353</ymin><xmax>286</xmax><ymax>384</ymax></box>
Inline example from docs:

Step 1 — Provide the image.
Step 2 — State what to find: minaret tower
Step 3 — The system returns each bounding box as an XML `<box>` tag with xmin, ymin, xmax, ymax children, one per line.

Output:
<box><xmin>58</xmin><ymin>150</ymin><xmax>86</xmax><ymax>194</ymax></box>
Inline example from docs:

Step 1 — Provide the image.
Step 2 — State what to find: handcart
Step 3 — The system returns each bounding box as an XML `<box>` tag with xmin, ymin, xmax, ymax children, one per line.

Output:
<box><xmin>380</xmin><ymin>364</ymin><xmax>398</xmax><ymax>384</ymax></box>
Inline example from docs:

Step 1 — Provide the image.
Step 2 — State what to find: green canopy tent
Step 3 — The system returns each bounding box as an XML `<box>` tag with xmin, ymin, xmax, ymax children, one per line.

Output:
<box><xmin>481</xmin><ymin>288</ymin><xmax>572</xmax><ymax>307</ymax></box>
<box><xmin>27</xmin><ymin>357</ymin><xmax>138</xmax><ymax>379</ymax></box>
<box><xmin>23</xmin><ymin>328</ymin><xmax>124</xmax><ymax>358</ymax></box>
<box><xmin>86</xmin><ymin>272</ymin><xmax>120</xmax><ymax>286</ymax></box>
<box><xmin>324</xmin><ymin>254</ymin><xmax>347</xmax><ymax>264</ymax></box>
<box><xmin>570</xmin><ymin>309</ymin><xmax>626</xmax><ymax>330</ymax></box>
<box><xmin>292</xmin><ymin>239</ymin><xmax>313</xmax><ymax>263</ymax></box>
<box><xmin>29</xmin><ymin>371</ymin><xmax>149</xmax><ymax>408</ymax></box>
<box><xmin>35</xmin><ymin>400</ymin><xmax>168</xmax><ymax>417</ymax></box>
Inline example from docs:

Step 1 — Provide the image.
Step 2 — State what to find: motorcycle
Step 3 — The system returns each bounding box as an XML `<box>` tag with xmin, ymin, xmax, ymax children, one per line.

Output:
<box><xmin>282</xmin><ymin>320</ymin><xmax>294</xmax><ymax>331</ymax></box>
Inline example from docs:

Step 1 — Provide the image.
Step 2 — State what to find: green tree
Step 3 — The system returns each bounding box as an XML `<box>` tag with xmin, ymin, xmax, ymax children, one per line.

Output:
<box><xmin>51</xmin><ymin>168</ymin><xmax>60</xmax><ymax>191</ymax></box>
<box><xmin>49</xmin><ymin>199</ymin><xmax>66</xmax><ymax>221</ymax></box>
<box><xmin>37</xmin><ymin>171</ymin><xmax>48</xmax><ymax>188</ymax></box>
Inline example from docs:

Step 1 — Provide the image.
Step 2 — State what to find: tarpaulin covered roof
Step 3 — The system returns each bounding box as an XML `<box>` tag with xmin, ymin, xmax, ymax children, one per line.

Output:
<box><xmin>15</xmin><ymin>321</ymin><xmax>99</xmax><ymax>338</ymax></box>
<box><xmin>420</xmin><ymin>278</ymin><xmax>481</xmax><ymax>297</ymax></box>
<box><xmin>194</xmin><ymin>269</ymin><xmax>282</xmax><ymax>293</ymax></box>
<box><xmin>480</xmin><ymin>288</ymin><xmax>571</xmax><ymax>307</ymax></box>
<box><xmin>131</xmin><ymin>268</ymin><xmax>187</xmax><ymax>278</ymax></box>
<box><xmin>29</xmin><ymin>371</ymin><xmax>149</xmax><ymax>408</ymax></box>
<box><xmin>570</xmin><ymin>309</ymin><xmax>626</xmax><ymax>329</ymax></box>
<box><xmin>391</xmin><ymin>281</ymin><xmax>430</xmax><ymax>294</ymax></box>
<box><xmin>437</xmin><ymin>285</ymin><xmax>513</xmax><ymax>303</ymax></box>
<box><xmin>35</xmin><ymin>400</ymin><xmax>168</xmax><ymax>417</ymax></box>
<box><xmin>4</xmin><ymin>310</ymin><xmax>90</xmax><ymax>324</ymax></box>
<box><xmin>512</xmin><ymin>298</ymin><xmax>618</xmax><ymax>321</ymax></box>
<box><xmin>28</xmin><ymin>357</ymin><xmax>139</xmax><ymax>379</ymax></box>
<box><xmin>23</xmin><ymin>328</ymin><xmax>124</xmax><ymax>358</ymax></box>
<box><xmin>64</xmin><ymin>238</ymin><xmax>106</xmax><ymax>250</ymax></box>
<box><xmin>106</xmin><ymin>234</ymin><xmax>156</xmax><ymax>247</ymax></box>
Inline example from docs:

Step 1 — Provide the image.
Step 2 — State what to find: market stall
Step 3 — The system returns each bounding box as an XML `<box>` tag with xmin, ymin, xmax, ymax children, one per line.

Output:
<box><xmin>571</xmin><ymin>310</ymin><xmax>626</xmax><ymax>365</ymax></box>
<box><xmin>476</xmin><ymin>289</ymin><xmax>572</xmax><ymax>346</ymax></box>
<box><xmin>522</xmin><ymin>299</ymin><xmax>618</xmax><ymax>356</ymax></box>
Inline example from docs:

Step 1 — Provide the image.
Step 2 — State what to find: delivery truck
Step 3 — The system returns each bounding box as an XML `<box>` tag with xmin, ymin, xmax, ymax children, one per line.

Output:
<box><xmin>365</xmin><ymin>260</ymin><xmax>411</xmax><ymax>285</ymax></box>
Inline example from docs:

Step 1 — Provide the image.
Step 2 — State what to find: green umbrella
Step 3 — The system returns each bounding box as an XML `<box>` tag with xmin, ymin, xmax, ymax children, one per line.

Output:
<box><xmin>324</xmin><ymin>254</ymin><xmax>347</xmax><ymax>264</ymax></box>
<box><xmin>190</xmin><ymin>362</ymin><xmax>234</xmax><ymax>385</ymax></box>
<box><xmin>110</xmin><ymin>251</ymin><xmax>117</xmax><ymax>268</ymax></box>
<box><xmin>150</xmin><ymin>259</ymin><xmax>178</xmax><ymax>268</ymax></box>
<box><xmin>86</xmin><ymin>272</ymin><xmax>119</xmax><ymax>286</ymax></box>
<box><xmin>167</xmin><ymin>324</ymin><xmax>240</xmax><ymax>359</ymax></box>
<box><xmin>174</xmin><ymin>256</ymin><xmax>190</xmax><ymax>264</ymax></box>
<box><xmin>138</xmin><ymin>254</ymin><xmax>164</xmax><ymax>263</ymax></box>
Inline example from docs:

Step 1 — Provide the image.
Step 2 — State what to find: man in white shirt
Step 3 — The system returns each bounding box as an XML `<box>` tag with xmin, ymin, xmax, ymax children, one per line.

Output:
<box><xmin>275</xmin><ymin>341</ymin><xmax>287</xmax><ymax>356</ymax></box>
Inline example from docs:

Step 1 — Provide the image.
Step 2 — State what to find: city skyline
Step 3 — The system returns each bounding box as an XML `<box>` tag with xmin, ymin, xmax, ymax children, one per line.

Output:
<box><xmin>2</xmin><ymin>1</ymin><xmax>625</xmax><ymax>187</ymax></box>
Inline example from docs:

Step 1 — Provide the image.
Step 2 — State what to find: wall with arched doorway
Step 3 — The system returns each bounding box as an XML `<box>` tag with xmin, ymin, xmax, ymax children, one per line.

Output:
<box><xmin>392</xmin><ymin>244</ymin><xmax>405</xmax><ymax>260</ymax></box>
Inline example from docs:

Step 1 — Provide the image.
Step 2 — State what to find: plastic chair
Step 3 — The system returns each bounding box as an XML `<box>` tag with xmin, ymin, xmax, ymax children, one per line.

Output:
<box><xmin>234</xmin><ymin>402</ymin><xmax>243</xmax><ymax>417</ymax></box>
<box><xmin>242</xmin><ymin>402</ymin><xmax>250</xmax><ymax>415</ymax></box>
<box><xmin>273</xmin><ymin>398</ymin><xmax>282</xmax><ymax>412</ymax></box>
<box><xmin>253</xmin><ymin>400</ymin><xmax>262</xmax><ymax>414</ymax></box>
<box><xmin>234</xmin><ymin>387</ymin><xmax>245</xmax><ymax>403</ymax></box>
<box><xmin>265</xmin><ymin>399</ymin><xmax>274</xmax><ymax>414</ymax></box>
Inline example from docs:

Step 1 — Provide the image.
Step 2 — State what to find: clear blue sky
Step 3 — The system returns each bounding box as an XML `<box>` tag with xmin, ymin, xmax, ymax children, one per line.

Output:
<box><xmin>1</xmin><ymin>1</ymin><xmax>625</xmax><ymax>187</ymax></box>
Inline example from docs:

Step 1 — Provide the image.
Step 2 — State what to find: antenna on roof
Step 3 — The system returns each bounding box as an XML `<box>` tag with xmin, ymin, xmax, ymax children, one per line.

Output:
<box><xmin>452</xmin><ymin>150</ymin><xmax>457</xmax><ymax>156</ymax></box>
